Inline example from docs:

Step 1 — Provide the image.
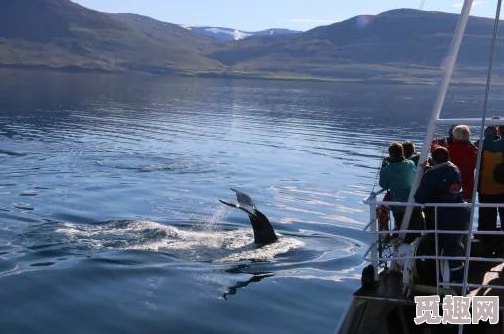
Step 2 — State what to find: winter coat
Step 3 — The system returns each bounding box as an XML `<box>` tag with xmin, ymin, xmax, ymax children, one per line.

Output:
<box><xmin>447</xmin><ymin>141</ymin><xmax>477</xmax><ymax>200</ymax></box>
<box><xmin>479</xmin><ymin>130</ymin><xmax>504</xmax><ymax>195</ymax></box>
<box><xmin>408</xmin><ymin>153</ymin><xmax>420</xmax><ymax>167</ymax></box>
<box><xmin>379</xmin><ymin>158</ymin><xmax>416</xmax><ymax>212</ymax></box>
<box><xmin>414</xmin><ymin>162</ymin><xmax>469</xmax><ymax>230</ymax></box>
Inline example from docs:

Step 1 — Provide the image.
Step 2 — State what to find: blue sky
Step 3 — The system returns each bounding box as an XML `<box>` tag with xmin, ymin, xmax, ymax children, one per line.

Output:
<box><xmin>72</xmin><ymin>0</ymin><xmax>495</xmax><ymax>31</ymax></box>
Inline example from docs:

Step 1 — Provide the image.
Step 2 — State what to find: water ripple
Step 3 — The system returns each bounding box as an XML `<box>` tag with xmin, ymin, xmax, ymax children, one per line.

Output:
<box><xmin>0</xmin><ymin>72</ymin><xmax>488</xmax><ymax>333</ymax></box>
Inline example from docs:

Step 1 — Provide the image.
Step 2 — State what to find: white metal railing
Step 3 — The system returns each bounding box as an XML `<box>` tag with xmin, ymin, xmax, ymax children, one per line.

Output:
<box><xmin>363</xmin><ymin>190</ymin><xmax>504</xmax><ymax>298</ymax></box>
<box><xmin>437</xmin><ymin>118</ymin><xmax>504</xmax><ymax>126</ymax></box>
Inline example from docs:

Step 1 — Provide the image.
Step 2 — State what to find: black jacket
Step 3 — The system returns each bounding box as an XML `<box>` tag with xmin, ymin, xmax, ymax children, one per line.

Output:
<box><xmin>414</xmin><ymin>162</ymin><xmax>470</xmax><ymax>230</ymax></box>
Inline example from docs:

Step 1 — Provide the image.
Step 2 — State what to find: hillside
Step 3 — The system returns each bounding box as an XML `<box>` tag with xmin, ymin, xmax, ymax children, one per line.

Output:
<box><xmin>0</xmin><ymin>0</ymin><xmax>223</xmax><ymax>74</ymax></box>
<box><xmin>208</xmin><ymin>9</ymin><xmax>504</xmax><ymax>82</ymax></box>
<box><xmin>1</xmin><ymin>1</ymin><xmax>504</xmax><ymax>83</ymax></box>
<box><xmin>113</xmin><ymin>14</ymin><xmax>219</xmax><ymax>51</ymax></box>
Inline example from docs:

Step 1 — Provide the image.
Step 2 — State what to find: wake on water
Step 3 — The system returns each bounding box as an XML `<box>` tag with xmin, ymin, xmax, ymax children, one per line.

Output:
<box><xmin>48</xmin><ymin>200</ymin><xmax>361</xmax><ymax>268</ymax></box>
<box><xmin>55</xmin><ymin>209</ymin><xmax>305</xmax><ymax>263</ymax></box>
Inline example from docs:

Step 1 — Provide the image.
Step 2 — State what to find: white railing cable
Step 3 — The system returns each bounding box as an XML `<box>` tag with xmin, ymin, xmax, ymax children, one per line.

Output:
<box><xmin>367</xmin><ymin>229</ymin><xmax>504</xmax><ymax>236</ymax></box>
<box><xmin>364</xmin><ymin>193</ymin><xmax>504</xmax><ymax>298</ymax></box>
<box><xmin>437</xmin><ymin>118</ymin><xmax>504</xmax><ymax>125</ymax></box>
<box><xmin>365</xmin><ymin>255</ymin><xmax>504</xmax><ymax>263</ymax></box>
<box><xmin>363</xmin><ymin>194</ymin><xmax>504</xmax><ymax>279</ymax></box>
<box><xmin>398</xmin><ymin>0</ymin><xmax>475</xmax><ymax>241</ymax></box>
<box><xmin>450</xmin><ymin>283</ymin><xmax>504</xmax><ymax>290</ymax></box>
<box><xmin>371</xmin><ymin>201</ymin><xmax>504</xmax><ymax>208</ymax></box>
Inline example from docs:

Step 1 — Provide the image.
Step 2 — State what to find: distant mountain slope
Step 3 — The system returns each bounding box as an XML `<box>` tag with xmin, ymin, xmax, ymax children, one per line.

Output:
<box><xmin>0</xmin><ymin>0</ymin><xmax>73</xmax><ymax>41</ymax></box>
<box><xmin>1</xmin><ymin>2</ymin><xmax>503</xmax><ymax>83</ymax></box>
<box><xmin>0</xmin><ymin>0</ymin><xmax>223</xmax><ymax>73</ymax></box>
<box><xmin>182</xmin><ymin>26</ymin><xmax>300</xmax><ymax>41</ymax></box>
<box><xmin>208</xmin><ymin>9</ymin><xmax>504</xmax><ymax>81</ymax></box>
<box><xmin>113</xmin><ymin>14</ymin><xmax>219</xmax><ymax>51</ymax></box>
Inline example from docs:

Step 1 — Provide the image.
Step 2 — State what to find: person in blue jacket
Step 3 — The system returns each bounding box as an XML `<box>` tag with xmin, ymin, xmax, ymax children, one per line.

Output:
<box><xmin>414</xmin><ymin>146</ymin><xmax>470</xmax><ymax>283</ymax></box>
<box><xmin>379</xmin><ymin>142</ymin><xmax>423</xmax><ymax>242</ymax></box>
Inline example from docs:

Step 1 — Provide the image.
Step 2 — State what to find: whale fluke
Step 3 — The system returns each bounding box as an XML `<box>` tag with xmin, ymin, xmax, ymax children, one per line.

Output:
<box><xmin>219</xmin><ymin>188</ymin><xmax>278</xmax><ymax>245</ymax></box>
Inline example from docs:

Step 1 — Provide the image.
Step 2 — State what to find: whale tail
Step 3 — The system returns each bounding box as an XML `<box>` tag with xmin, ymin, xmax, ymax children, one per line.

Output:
<box><xmin>219</xmin><ymin>188</ymin><xmax>278</xmax><ymax>245</ymax></box>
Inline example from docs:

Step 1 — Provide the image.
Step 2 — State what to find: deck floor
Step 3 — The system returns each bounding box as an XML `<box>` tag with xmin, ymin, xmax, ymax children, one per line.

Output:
<box><xmin>356</xmin><ymin>240</ymin><xmax>504</xmax><ymax>306</ymax></box>
<box><xmin>344</xmin><ymin>239</ymin><xmax>504</xmax><ymax>333</ymax></box>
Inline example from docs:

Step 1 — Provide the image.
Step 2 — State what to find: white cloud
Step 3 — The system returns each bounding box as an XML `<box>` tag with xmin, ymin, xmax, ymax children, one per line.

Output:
<box><xmin>452</xmin><ymin>1</ymin><xmax>483</xmax><ymax>8</ymax></box>
<box><xmin>291</xmin><ymin>19</ymin><xmax>336</xmax><ymax>24</ymax></box>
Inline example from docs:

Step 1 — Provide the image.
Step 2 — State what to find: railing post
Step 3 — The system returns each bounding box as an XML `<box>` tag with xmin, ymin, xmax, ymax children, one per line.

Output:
<box><xmin>368</xmin><ymin>192</ymin><xmax>379</xmax><ymax>281</ymax></box>
<box><xmin>434</xmin><ymin>205</ymin><xmax>440</xmax><ymax>296</ymax></box>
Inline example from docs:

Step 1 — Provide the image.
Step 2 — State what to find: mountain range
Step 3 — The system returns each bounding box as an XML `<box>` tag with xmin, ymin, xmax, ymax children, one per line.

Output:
<box><xmin>1</xmin><ymin>0</ymin><xmax>504</xmax><ymax>83</ymax></box>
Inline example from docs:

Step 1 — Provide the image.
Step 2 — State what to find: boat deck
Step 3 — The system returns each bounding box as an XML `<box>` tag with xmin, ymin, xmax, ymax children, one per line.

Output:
<box><xmin>344</xmin><ymin>242</ymin><xmax>504</xmax><ymax>333</ymax></box>
<box><xmin>356</xmin><ymin>241</ymin><xmax>504</xmax><ymax>305</ymax></box>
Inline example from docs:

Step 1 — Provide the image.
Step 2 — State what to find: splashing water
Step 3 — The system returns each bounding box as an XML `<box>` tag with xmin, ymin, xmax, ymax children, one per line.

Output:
<box><xmin>55</xmin><ymin>220</ymin><xmax>304</xmax><ymax>263</ymax></box>
<box><xmin>201</xmin><ymin>206</ymin><xmax>230</xmax><ymax>233</ymax></box>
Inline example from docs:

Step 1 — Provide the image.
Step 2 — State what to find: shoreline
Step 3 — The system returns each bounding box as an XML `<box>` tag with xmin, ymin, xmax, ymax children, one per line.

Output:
<box><xmin>0</xmin><ymin>64</ymin><xmax>500</xmax><ymax>87</ymax></box>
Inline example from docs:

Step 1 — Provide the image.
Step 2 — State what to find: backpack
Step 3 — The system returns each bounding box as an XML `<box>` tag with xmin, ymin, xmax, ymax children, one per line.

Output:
<box><xmin>493</xmin><ymin>152</ymin><xmax>504</xmax><ymax>184</ymax></box>
<box><xmin>494</xmin><ymin>161</ymin><xmax>504</xmax><ymax>184</ymax></box>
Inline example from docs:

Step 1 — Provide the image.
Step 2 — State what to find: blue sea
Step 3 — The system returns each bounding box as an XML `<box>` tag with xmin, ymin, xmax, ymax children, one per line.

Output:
<box><xmin>0</xmin><ymin>70</ymin><xmax>499</xmax><ymax>333</ymax></box>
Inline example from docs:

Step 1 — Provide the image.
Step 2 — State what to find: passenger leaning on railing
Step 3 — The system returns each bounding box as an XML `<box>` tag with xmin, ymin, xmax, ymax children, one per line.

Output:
<box><xmin>379</xmin><ymin>142</ymin><xmax>424</xmax><ymax>242</ymax></box>
<box><xmin>414</xmin><ymin>146</ymin><xmax>469</xmax><ymax>283</ymax></box>
<box><xmin>477</xmin><ymin>125</ymin><xmax>504</xmax><ymax>254</ymax></box>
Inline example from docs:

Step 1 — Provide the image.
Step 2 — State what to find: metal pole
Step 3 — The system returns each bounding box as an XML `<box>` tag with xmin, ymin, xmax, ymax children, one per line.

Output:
<box><xmin>369</xmin><ymin>193</ymin><xmax>379</xmax><ymax>280</ymax></box>
<box><xmin>435</xmin><ymin>208</ymin><xmax>440</xmax><ymax>296</ymax></box>
<box><xmin>461</xmin><ymin>0</ymin><xmax>503</xmax><ymax>302</ymax></box>
<box><xmin>398</xmin><ymin>0</ymin><xmax>474</xmax><ymax>240</ymax></box>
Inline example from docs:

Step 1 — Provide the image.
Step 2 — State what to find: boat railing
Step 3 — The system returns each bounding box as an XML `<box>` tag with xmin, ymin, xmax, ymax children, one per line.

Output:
<box><xmin>363</xmin><ymin>189</ymin><xmax>504</xmax><ymax>299</ymax></box>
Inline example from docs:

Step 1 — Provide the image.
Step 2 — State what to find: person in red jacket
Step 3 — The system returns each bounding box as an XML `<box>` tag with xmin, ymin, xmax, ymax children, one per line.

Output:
<box><xmin>447</xmin><ymin>125</ymin><xmax>477</xmax><ymax>201</ymax></box>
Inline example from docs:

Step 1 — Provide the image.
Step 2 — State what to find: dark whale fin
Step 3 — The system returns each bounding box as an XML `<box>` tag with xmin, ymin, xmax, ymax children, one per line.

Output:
<box><xmin>219</xmin><ymin>188</ymin><xmax>278</xmax><ymax>245</ymax></box>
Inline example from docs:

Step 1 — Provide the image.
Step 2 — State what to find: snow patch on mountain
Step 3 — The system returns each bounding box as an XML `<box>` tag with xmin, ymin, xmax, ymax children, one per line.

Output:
<box><xmin>181</xmin><ymin>25</ymin><xmax>300</xmax><ymax>41</ymax></box>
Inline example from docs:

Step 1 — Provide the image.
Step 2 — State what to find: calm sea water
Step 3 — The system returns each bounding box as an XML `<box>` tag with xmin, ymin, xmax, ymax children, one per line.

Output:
<box><xmin>0</xmin><ymin>70</ymin><xmax>500</xmax><ymax>334</ymax></box>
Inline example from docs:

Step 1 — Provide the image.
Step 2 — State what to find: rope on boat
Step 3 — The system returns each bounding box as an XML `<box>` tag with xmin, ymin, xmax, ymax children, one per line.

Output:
<box><xmin>460</xmin><ymin>0</ymin><xmax>503</xmax><ymax>304</ymax></box>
